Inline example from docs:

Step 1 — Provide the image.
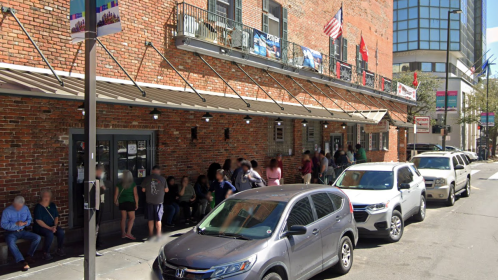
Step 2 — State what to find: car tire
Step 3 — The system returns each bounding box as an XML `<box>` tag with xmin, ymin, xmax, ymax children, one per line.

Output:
<box><xmin>386</xmin><ymin>210</ymin><xmax>404</xmax><ymax>243</ymax></box>
<box><xmin>262</xmin><ymin>272</ymin><xmax>283</xmax><ymax>280</ymax></box>
<box><xmin>413</xmin><ymin>195</ymin><xmax>426</xmax><ymax>222</ymax></box>
<box><xmin>445</xmin><ymin>184</ymin><xmax>456</xmax><ymax>206</ymax></box>
<box><xmin>461</xmin><ymin>178</ymin><xmax>471</xmax><ymax>197</ymax></box>
<box><xmin>333</xmin><ymin>236</ymin><xmax>353</xmax><ymax>275</ymax></box>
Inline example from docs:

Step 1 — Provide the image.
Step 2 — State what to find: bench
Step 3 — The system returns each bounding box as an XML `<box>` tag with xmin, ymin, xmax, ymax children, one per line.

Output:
<box><xmin>0</xmin><ymin>234</ymin><xmax>57</xmax><ymax>265</ymax></box>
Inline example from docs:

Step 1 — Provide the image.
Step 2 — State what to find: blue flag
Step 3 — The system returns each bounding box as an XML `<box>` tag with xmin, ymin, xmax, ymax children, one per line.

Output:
<box><xmin>478</xmin><ymin>59</ymin><xmax>490</xmax><ymax>77</ymax></box>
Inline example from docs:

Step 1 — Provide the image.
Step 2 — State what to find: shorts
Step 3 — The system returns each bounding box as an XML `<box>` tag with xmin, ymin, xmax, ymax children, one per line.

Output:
<box><xmin>119</xmin><ymin>201</ymin><xmax>136</xmax><ymax>212</ymax></box>
<box><xmin>144</xmin><ymin>203</ymin><xmax>164</xmax><ymax>221</ymax></box>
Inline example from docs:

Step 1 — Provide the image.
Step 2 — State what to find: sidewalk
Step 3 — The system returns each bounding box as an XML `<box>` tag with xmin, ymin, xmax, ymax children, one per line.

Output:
<box><xmin>0</xmin><ymin>226</ymin><xmax>191</xmax><ymax>280</ymax></box>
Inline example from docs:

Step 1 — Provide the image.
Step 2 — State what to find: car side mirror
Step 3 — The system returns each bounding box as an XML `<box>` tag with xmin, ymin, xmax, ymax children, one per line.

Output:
<box><xmin>398</xmin><ymin>183</ymin><xmax>411</xmax><ymax>190</ymax></box>
<box><xmin>284</xmin><ymin>225</ymin><xmax>307</xmax><ymax>237</ymax></box>
<box><xmin>454</xmin><ymin>165</ymin><xmax>465</xmax><ymax>170</ymax></box>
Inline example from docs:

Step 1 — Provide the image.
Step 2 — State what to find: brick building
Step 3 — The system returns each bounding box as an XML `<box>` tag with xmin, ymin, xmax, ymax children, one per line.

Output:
<box><xmin>0</xmin><ymin>0</ymin><xmax>413</xmax><ymax>235</ymax></box>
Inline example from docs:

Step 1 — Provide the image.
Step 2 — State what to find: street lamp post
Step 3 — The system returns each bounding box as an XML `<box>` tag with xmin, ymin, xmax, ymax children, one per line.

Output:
<box><xmin>442</xmin><ymin>9</ymin><xmax>463</xmax><ymax>150</ymax></box>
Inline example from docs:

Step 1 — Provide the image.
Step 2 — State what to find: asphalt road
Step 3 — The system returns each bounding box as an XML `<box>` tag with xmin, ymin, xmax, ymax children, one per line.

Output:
<box><xmin>311</xmin><ymin>161</ymin><xmax>498</xmax><ymax>280</ymax></box>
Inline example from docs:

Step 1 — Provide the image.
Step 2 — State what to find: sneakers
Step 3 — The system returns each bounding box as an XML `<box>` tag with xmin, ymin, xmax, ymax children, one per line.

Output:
<box><xmin>56</xmin><ymin>248</ymin><xmax>66</xmax><ymax>257</ymax></box>
<box><xmin>42</xmin><ymin>253</ymin><xmax>53</xmax><ymax>261</ymax></box>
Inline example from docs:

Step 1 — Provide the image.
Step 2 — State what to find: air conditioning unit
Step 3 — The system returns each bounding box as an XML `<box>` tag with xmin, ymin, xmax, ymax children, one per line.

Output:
<box><xmin>231</xmin><ymin>29</ymin><xmax>250</xmax><ymax>49</ymax></box>
<box><xmin>178</xmin><ymin>14</ymin><xmax>198</xmax><ymax>37</ymax></box>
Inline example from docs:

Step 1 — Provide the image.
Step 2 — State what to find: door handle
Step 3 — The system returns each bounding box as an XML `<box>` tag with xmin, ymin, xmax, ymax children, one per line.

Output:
<box><xmin>336</xmin><ymin>216</ymin><xmax>341</xmax><ymax>222</ymax></box>
<box><xmin>312</xmin><ymin>229</ymin><xmax>320</xmax><ymax>235</ymax></box>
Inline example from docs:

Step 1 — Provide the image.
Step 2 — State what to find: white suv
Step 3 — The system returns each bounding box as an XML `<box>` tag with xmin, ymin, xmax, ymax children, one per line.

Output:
<box><xmin>333</xmin><ymin>163</ymin><xmax>426</xmax><ymax>242</ymax></box>
<box><xmin>411</xmin><ymin>151</ymin><xmax>471</xmax><ymax>206</ymax></box>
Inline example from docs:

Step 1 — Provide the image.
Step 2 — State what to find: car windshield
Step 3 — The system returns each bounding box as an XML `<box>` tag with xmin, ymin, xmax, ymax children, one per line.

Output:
<box><xmin>411</xmin><ymin>157</ymin><xmax>450</xmax><ymax>170</ymax></box>
<box><xmin>198</xmin><ymin>199</ymin><xmax>286</xmax><ymax>240</ymax></box>
<box><xmin>336</xmin><ymin>170</ymin><xmax>394</xmax><ymax>190</ymax></box>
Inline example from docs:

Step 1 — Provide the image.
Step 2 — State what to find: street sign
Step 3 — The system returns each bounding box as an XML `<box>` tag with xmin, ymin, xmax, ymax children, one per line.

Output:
<box><xmin>480</xmin><ymin>113</ymin><xmax>495</xmax><ymax>127</ymax></box>
<box><xmin>414</xmin><ymin>116</ymin><xmax>430</xmax><ymax>133</ymax></box>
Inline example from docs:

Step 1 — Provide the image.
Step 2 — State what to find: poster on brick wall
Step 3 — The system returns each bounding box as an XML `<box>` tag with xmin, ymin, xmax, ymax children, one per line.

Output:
<box><xmin>70</xmin><ymin>0</ymin><xmax>122</xmax><ymax>43</ymax></box>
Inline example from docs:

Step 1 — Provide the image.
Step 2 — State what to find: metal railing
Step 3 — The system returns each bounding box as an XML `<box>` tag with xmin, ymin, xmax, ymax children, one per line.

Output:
<box><xmin>176</xmin><ymin>2</ymin><xmax>391</xmax><ymax>92</ymax></box>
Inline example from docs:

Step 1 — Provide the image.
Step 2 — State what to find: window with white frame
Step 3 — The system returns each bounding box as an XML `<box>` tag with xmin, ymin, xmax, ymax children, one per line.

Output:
<box><xmin>381</xmin><ymin>132</ymin><xmax>389</xmax><ymax>150</ymax></box>
<box><xmin>371</xmin><ymin>133</ymin><xmax>380</xmax><ymax>151</ymax></box>
<box><xmin>360</xmin><ymin>126</ymin><xmax>368</xmax><ymax>149</ymax></box>
<box><xmin>268</xmin><ymin>1</ymin><xmax>281</xmax><ymax>37</ymax></box>
<box><xmin>216</xmin><ymin>0</ymin><xmax>233</xmax><ymax>19</ymax></box>
<box><xmin>268</xmin><ymin>118</ymin><xmax>294</xmax><ymax>155</ymax></box>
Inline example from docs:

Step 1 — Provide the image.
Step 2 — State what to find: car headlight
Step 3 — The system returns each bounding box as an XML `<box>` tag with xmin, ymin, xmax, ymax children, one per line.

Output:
<box><xmin>158</xmin><ymin>245</ymin><xmax>166</xmax><ymax>265</ymax></box>
<box><xmin>434</xmin><ymin>178</ymin><xmax>447</xmax><ymax>186</ymax></box>
<box><xmin>210</xmin><ymin>255</ymin><xmax>257</xmax><ymax>278</ymax></box>
<box><xmin>366</xmin><ymin>202</ymin><xmax>388</xmax><ymax>211</ymax></box>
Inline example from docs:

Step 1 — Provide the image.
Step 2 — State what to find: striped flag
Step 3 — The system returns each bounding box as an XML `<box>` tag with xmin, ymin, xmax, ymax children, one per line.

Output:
<box><xmin>324</xmin><ymin>7</ymin><xmax>343</xmax><ymax>39</ymax></box>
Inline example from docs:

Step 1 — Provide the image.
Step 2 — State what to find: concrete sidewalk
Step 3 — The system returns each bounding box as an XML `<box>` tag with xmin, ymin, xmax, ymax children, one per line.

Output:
<box><xmin>0</xmin><ymin>226</ymin><xmax>190</xmax><ymax>280</ymax></box>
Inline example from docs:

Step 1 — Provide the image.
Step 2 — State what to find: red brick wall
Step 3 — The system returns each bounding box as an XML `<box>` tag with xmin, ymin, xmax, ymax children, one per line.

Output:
<box><xmin>0</xmin><ymin>0</ymin><xmax>400</xmax><ymax>114</ymax></box>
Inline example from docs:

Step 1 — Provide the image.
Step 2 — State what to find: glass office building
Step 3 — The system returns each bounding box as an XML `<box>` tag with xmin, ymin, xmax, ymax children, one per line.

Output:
<box><xmin>393</xmin><ymin>0</ymin><xmax>486</xmax><ymax>69</ymax></box>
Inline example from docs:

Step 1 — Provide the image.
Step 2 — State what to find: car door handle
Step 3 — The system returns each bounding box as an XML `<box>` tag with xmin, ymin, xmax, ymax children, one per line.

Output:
<box><xmin>336</xmin><ymin>216</ymin><xmax>341</xmax><ymax>222</ymax></box>
<box><xmin>312</xmin><ymin>229</ymin><xmax>320</xmax><ymax>235</ymax></box>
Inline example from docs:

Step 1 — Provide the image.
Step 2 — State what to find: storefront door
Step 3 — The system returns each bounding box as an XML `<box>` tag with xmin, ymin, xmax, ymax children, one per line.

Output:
<box><xmin>70</xmin><ymin>132</ymin><xmax>153</xmax><ymax>228</ymax></box>
<box><xmin>330</xmin><ymin>134</ymin><xmax>343</xmax><ymax>152</ymax></box>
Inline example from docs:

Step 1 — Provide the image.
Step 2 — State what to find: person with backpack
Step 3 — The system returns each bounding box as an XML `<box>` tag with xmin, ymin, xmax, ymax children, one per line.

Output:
<box><xmin>234</xmin><ymin>160</ymin><xmax>264</xmax><ymax>191</ymax></box>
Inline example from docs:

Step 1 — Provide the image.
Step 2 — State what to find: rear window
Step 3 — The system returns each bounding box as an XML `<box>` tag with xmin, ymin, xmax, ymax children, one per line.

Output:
<box><xmin>336</xmin><ymin>170</ymin><xmax>394</xmax><ymax>190</ymax></box>
<box><xmin>311</xmin><ymin>193</ymin><xmax>335</xmax><ymax>219</ymax></box>
<box><xmin>411</xmin><ymin>157</ymin><xmax>450</xmax><ymax>170</ymax></box>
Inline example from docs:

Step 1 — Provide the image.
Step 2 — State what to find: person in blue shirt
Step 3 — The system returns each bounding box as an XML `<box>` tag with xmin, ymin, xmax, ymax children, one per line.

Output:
<box><xmin>1</xmin><ymin>196</ymin><xmax>41</xmax><ymax>272</ymax></box>
<box><xmin>209</xmin><ymin>169</ymin><xmax>236</xmax><ymax>207</ymax></box>
<box><xmin>34</xmin><ymin>189</ymin><xmax>65</xmax><ymax>260</ymax></box>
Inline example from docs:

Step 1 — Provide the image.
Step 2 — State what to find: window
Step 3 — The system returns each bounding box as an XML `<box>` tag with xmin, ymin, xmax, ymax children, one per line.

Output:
<box><xmin>286</xmin><ymin>197</ymin><xmax>315</xmax><ymax>229</ymax></box>
<box><xmin>408</xmin><ymin>165</ymin><xmax>422</xmax><ymax>177</ymax></box>
<box><xmin>456</xmin><ymin>155</ymin><xmax>465</xmax><ymax>165</ymax></box>
<box><xmin>311</xmin><ymin>193</ymin><xmax>335</xmax><ymax>219</ymax></box>
<box><xmin>268</xmin><ymin>1</ymin><xmax>281</xmax><ymax>37</ymax></box>
<box><xmin>347</xmin><ymin>125</ymin><xmax>355</xmax><ymax>146</ymax></box>
<box><xmin>381</xmin><ymin>132</ymin><xmax>389</xmax><ymax>150</ymax></box>
<box><xmin>216</xmin><ymin>0</ymin><xmax>233</xmax><ymax>19</ymax></box>
<box><xmin>359</xmin><ymin>126</ymin><xmax>368</xmax><ymax>149</ymax></box>
<box><xmin>268</xmin><ymin>118</ymin><xmax>293</xmax><ymax>156</ymax></box>
<box><xmin>435</xmin><ymin>63</ymin><xmax>446</xmax><ymax>72</ymax></box>
<box><xmin>275</xmin><ymin>126</ymin><xmax>284</xmax><ymax>142</ymax></box>
<box><xmin>462</xmin><ymin>155</ymin><xmax>470</xmax><ymax>165</ymax></box>
<box><xmin>328</xmin><ymin>193</ymin><xmax>343</xmax><ymax>210</ymax></box>
<box><xmin>397</xmin><ymin>167</ymin><xmax>413</xmax><ymax>186</ymax></box>
<box><xmin>307</xmin><ymin>126</ymin><xmax>315</xmax><ymax>142</ymax></box>
<box><xmin>371</xmin><ymin>133</ymin><xmax>380</xmax><ymax>151</ymax></box>
<box><xmin>452</xmin><ymin>156</ymin><xmax>458</xmax><ymax>168</ymax></box>
<box><xmin>421</xmin><ymin>62</ymin><xmax>432</xmax><ymax>72</ymax></box>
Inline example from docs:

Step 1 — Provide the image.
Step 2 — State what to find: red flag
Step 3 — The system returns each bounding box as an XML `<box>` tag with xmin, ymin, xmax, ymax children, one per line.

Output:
<box><xmin>360</xmin><ymin>36</ymin><xmax>369</xmax><ymax>62</ymax></box>
<box><xmin>413</xmin><ymin>72</ymin><xmax>419</xmax><ymax>87</ymax></box>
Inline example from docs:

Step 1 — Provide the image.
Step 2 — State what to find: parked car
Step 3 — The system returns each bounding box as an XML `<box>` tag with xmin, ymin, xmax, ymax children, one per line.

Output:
<box><xmin>406</xmin><ymin>143</ymin><xmax>443</xmax><ymax>160</ymax></box>
<box><xmin>332</xmin><ymin>163</ymin><xmax>426</xmax><ymax>242</ymax></box>
<box><xmin>445</xmin><ymin>145</ymin><xmax>479</xmax><ymax>162</ymax></box>
<box><xmin>411</xmin><ymin>151</ymin><xmax>471</xmax><ymax>206</ymax></box>
<box><xmin>153</xmin><ymin>185</ymin><xmax>358</xmax><ymax>280</ymax></box>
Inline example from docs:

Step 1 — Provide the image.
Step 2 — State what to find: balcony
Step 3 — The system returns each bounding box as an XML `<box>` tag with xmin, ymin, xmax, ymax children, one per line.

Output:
<box><xmin>174</xmin><ymin>2</ymin><xmax>413</xmax><ymax>105</ymax></box>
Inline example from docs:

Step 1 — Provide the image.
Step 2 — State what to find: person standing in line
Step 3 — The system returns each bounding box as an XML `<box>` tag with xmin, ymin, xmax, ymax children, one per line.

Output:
<box><xmin>209</xmin><ymin>170</ymin><xmax>236</xmax><ymax>207</ymax></box>
<box><xmin>336</xmin><ymin>150</ymin><xmax>351</xmax><ymax>177</ymax></box>
<box><xmin>177</xmin><ymin>176</ymin><xmax>197</xmax><ymax>225</ymax></box>
<box><xmin>95</xmin><ymin>164</ymin><xmax>106</xmax><ymax>255</ymax></box>
<box><xmin>222</xmin><ymin>159</ymin><xmax>233</xmax><ymax>183</ymax></box>
<box><xmin>163</xmin><ymin>176</ymin><xmax>180</xmax><ymax>228</ymax></box>
<box><xmin>333</xmin><ymin>145</ymin><xmax>343</xmax><ymax>163</ymax></box>
<box><xmin>1</xmin><ymin>196</ymin><xmax>41</xmax><ymax>271</ymax></box>
<box><xmin>141</xmin><ymin>166</ymin><xmax>168</xmax><ymax>239</ymax></box>
<box><xmin>207</xmin><ymin>162</ymin><xmax>222</xmax><ymax>183</ymax></box>
<box><xmin>114</xmin><ymin>170</ymin><xmax>138</xmax><ymax>240</ymax></box>
<box><xmin>356</xmin><ymin>144</ymin><xmax>367</xmax><ymax>163</ymax></box>
<box><xmin>311</xmin><ymin>151</ymin><xmax>320</xmax><ymax>183</ymax></box>
<box><xmin>319</xmin><ymin>150</ymin><xmax>329</xmax><ymax>185</ymax></box>
<box><xmin>347</xmin><ymin>145</ymin><xmax>355</xmax><ymax>164</ymax></box>
<box><xmin>34</xmin><ymin>190</ymin><xmax>66</xmax><ymax>260</ymax></box>
<box><xmin>231</xmin><ymin>158</ymin><xmax>244</xmax><ymax>183</ymax></box>
<box><xmin>300</xmin><ymin>154</ymin><xmax>313</xmax><ymax>184</ymax></box>
<box><xmin>194</xmin><ymin>175</ymin><xmax>211</xmax><ymax>219</ymax></box>
<box><xmin>266</xmin><ymin>158</ymin><xmax>282</xmax><ymax>186</ymax></box>
<box><xmin>276</xmin><ymin>154</ymin><xmax>284</xmax><ymax>184</ymax></box>
<box><xmin>235</xmin><ymin>160</ymin><xmax>263</xmax><ymax>191</ymax></box>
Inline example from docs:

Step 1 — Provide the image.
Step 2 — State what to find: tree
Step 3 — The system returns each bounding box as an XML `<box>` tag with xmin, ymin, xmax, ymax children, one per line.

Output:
<box><xmin>392</xmin><ymin>71</ymin><xmax>442</xmax><ymax>122</ymax></box>
<box><xmin>460</xmin><ymin>78</ymin><xmax>498</xmax><ymax>156</ymax></box>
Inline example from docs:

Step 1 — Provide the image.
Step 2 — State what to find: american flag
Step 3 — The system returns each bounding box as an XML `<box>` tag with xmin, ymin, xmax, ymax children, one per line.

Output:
<box><xmin>323</xmin><ymin>7</ymin><xmax>343</xmax><ymax>39</ymax></box>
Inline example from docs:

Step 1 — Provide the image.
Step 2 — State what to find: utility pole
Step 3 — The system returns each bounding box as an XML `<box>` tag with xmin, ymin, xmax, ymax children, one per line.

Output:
<box><xmin>84</xmin><ymin>0</ymin><xmax>97</xmax><ymax>279</ymax></box>
<box><xmin>485</xmin><ymin>63</ymin><xmax>491</xmax><ymax>160</ymax></box>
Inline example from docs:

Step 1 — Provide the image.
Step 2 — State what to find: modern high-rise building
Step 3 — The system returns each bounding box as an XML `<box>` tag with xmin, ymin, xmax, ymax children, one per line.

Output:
<box><xmin>393</xmin><ymin>0</ymin><xmax>487</xmax><ymax>151</ymax></box>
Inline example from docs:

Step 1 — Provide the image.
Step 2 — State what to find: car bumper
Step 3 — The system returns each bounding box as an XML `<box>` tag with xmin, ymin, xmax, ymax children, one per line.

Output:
<box><xmin>354</xmin><ymin>209</ymin><xmax>390</xmax><ymax>237</ymax></box>
<box><xmin>426</xmin><ymin>185</ymin><xmax>450</xmax><ymax>200</ymax></box>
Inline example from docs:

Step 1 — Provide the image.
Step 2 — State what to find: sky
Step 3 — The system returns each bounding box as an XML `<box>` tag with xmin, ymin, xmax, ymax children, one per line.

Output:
<box><xmin>487</xmin><ymin>0</ymin><xmax>498</xmax><ymax>77</ymax></box>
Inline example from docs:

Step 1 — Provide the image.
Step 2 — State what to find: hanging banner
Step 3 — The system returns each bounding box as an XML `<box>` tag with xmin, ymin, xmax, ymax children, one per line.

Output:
<box><xmin>70</xmin><ymin>0</ymin><xmax>122</xmax><ymax>43</ymax></box>
<box><xmin>382</xmin><ymin>77</ymin><xmax>392</xmax><ymax>93</ymax></box>
<box><xmin>363</xmin><ymin>70</ymin><xmax>375</xmax><ymax>88</ymax></box>
<box><xmin>337</xmin><ymin>61</ymin><xmax>352</xmax><ymax>82</ymax></box>
<box><xmin>252</xmin><ymin>29</ymin><xmax>281</xmax><ymax>59</ymax></box>
<box><xmin>414</xmin><ymin>116</ymin><xmax>430</xmax><ymax>133</ymax></box>
<box><xmin>298</xmin><ymin>46</ymin><xmax>323</xmax><ymax>73</ymax></box>
<box><xmin>396</xmin><ymin>82</ymin><xmax>417</xmax><ymax>101</ymax></box>
<box><xmin>436</xmin><ymin>91</ymin><xmax>458</xmax><ymax>113</ymax></box>
<box><xmin>481</xmin><ymin>113</ymin><xmax>495</xmax><ymax>127</ymax></box>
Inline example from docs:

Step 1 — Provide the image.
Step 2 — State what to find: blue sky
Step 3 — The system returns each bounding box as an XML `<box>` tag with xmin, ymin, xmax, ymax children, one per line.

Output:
<box><xmin>487</xmin><ymin>0</ymin><xmax>498</xmax><ymax>77</ymax></box>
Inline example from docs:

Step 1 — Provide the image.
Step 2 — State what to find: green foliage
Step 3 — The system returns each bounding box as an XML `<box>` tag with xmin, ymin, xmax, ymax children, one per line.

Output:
<box><xmin>461</xmin><ymin>78</ymin><xmax>498</xmax><ymax>125</ymax></box>
<box><xmin>393</xmin><ymin>71</ymin><xmax>442</xmax><ymax>121</ymax></box>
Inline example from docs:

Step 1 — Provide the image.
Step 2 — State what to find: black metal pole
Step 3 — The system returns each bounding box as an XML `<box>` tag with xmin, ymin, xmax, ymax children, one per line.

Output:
<box><xmin>3</xmin><ymin>7</ymin><xmax>64</xmax><ymax>86</ymax></box>
<box><xmin>264</xmin><ymin>70</ymin><xmax>311</xmax><ymax>113</ymax></box>
<box><xmin>84</xmin><ymin>0</ymin><xmax>97</xmax><ymax>278</ymax></box>
<box><xmin>288</xmin><ymin>75</ymin><xmax>334</xmax><ymax>116</ymax></box>
<box><xmin>486</xmin><ymin>63</ymin><xmax>490</xmax><ymax>160</ymax></box>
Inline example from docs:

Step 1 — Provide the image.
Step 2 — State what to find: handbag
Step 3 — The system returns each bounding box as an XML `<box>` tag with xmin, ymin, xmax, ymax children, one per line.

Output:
<box><xmin>115</xmin><ymin>187</ymin><xmax>125</xmax><ymax>205</ymax></box>
<box><xmin>43</xmin><ymin>204</ymin><xmax>59</xmax><ymax>227</ymax></box>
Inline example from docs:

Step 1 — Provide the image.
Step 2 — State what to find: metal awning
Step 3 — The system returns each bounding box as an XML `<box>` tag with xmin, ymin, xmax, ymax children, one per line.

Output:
<box><xmin>347</xmin><ymin>109</ymin><xmax>413</xmax><ymax>128</ymax></box>
<box><xmin>392</xmin><ymin>120</ymin><xmax>414</xmax><ymax>128</ymax></box>
<box><xmin>0</xmin><ymin>68</ymin><xmax>378</xmax><ymax>124</ymax></box>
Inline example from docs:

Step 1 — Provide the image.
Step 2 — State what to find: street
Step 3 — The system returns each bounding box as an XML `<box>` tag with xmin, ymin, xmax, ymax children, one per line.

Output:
<box><xmin>1</xmin><ymin>161</ymin><xmax>497</xmax><ymax>280</ymax></box>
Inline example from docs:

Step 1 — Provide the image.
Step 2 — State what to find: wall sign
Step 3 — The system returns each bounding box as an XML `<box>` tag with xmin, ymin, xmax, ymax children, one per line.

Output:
<box><xmin>414</xmin><ymin>116</ymin><xmax>430</xmax><ymax>133</ymax></box>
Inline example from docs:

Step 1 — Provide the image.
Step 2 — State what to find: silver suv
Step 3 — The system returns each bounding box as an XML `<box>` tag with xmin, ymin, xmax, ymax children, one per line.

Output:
<box><xmin>153</xmin><ymin>185</ymin><xmax>358</xmax><ymax>280</ymax></box>
<box><xmin>411</xmin><ymin>151</ymin><xmax>471</xmax><ymax>206</ymax></box>
<box><xmin>333</xmin><ymin>163</ymin><xmax>426</xmax><ymax>242</ymax></box>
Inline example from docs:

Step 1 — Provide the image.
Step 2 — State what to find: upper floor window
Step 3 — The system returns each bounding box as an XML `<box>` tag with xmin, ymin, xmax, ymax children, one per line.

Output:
<box><xmin>216</xmin><ymin>0</ymin><xmax>233</xmax><ymax>19</ymax></box>
<box><xmin>262</xmin><ymin>0</ymin><xmax>287</xmax><ymax>40</ymax></box>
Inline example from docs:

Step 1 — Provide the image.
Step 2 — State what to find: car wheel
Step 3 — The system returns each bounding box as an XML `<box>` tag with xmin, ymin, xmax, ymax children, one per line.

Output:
<box><xmin>461</xmin><ymin>178</ymin><xmax>471</xmax><ymax>197</ymax></box>
<box><xmin>413</xmin><ymin>196</ymin><xmax>426</xmax><ymax>222</ymax></box>
<box><xmin>445</xmin><ymin>184</ymin><xmax>456</xmax><ymax>206</ymax></box>
<box><xmin>262</xmin><ymin>272</ymin><xmax>282</xmax><ymax>280</ymax></box>
<box><xmin>333</xmin><ymin>236</ymin><xmax>353</xmax><ymax>275</ymax></box>
<box><xmin>386</xmin><ymin>210</ymin><xmax>404</xmax><ymax>243</ymax></box>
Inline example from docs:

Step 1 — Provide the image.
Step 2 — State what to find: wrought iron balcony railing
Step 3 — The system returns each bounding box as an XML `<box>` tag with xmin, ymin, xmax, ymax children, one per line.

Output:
<box><xmin>176</xmin><ymin>2</ymin><xmax>393</xmax><ymax>93</ymax></box>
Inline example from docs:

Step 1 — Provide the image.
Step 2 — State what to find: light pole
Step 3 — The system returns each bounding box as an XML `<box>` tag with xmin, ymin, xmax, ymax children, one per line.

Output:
<box><xmin>442</xmin><ymin>9</ymin><xmax>463</xmax><ymax>150</ymax></box>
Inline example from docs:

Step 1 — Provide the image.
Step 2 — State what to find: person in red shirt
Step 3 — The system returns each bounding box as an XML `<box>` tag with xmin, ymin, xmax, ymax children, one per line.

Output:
<box><xmin>276</xmin><ymin>154</ymin><xmax>284</xmax><ymax>184</ymax></box>
<box><xmin>300</xmin><ymin>154</ymin><xmax>313</xmax><ymax>184</ymax></box>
